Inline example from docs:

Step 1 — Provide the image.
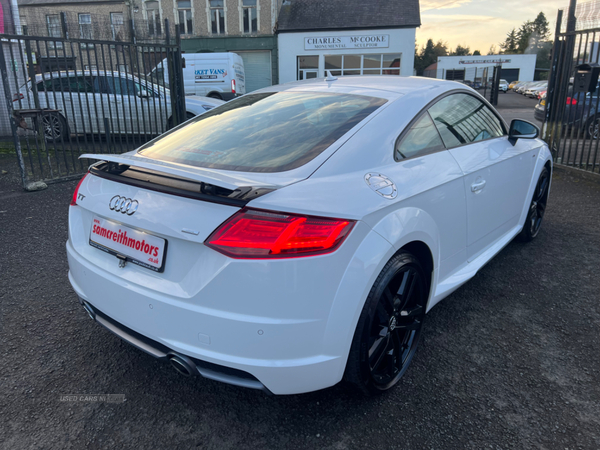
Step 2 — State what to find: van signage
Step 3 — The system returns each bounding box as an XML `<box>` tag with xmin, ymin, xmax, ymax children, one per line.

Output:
<box><xmin>194</xmin><ymin>68</ymin><xmax>227</xmax><ymax>80</ymax></box>
<box><xmin>304</xmin><ymin>35</ymin><xmax>389</xmax><ymax>50</ymax></box>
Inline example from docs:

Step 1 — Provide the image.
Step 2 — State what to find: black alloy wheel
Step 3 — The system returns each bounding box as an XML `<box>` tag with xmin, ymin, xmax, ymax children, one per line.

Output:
<box><xmin>40</xmin><ymin>113</ymin><xmax>68</xmax><ymax>142</ymax></box>
<box><xmin>586</xmin><ymin>116</ymin><xmax>600</xmax><ymax>140</ymax></box>
<box><xmin>519</xmin><ymin>166</ymin><xmax>550</xmax><ymax>242</ymax></box>
<box><xmin>345</xmin><ymin>251</ymin><xmax>427</xmax><ymax>394</ymax></box>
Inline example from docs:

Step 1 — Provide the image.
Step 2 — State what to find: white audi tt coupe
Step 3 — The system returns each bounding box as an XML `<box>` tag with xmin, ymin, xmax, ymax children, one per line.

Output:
<box><xmin>67</xmin><ymin>76</ymin><xmax>552</xmax><ymax>395</ymax></box>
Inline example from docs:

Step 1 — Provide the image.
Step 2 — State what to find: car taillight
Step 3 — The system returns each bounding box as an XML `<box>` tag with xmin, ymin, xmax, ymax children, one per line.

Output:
<box><xmin>13</xmin><ymin>93</ymin><xmax>23</xmax><ymax>102</ymax></box>
<box><xmin>566</xmin><ymin>97</ymin><xmax>578</xmax><ymax>105</ymax></box>
<box><xmin>231</xmin><ymin>79</ymin><xmax>236</xmax><ymax>94</ymax></box>
<box><xmin>205</xmin><ymin>208</ymin><xmax>355</xmax><ymax>258</ymax></box>
<box><xmin>70</xmin><ymin>173</ymin><xmax>89</xmax><ymax>206</ymax></box>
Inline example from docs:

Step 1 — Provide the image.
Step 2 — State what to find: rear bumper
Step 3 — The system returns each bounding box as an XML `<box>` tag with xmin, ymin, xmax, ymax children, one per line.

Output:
<box><xmin>66</xmin><ymin>223</ymin><xmax>393</xmax><ymax>395</ymax></box>
<box><xmin>77</xmin><ymin>296</ymin><xmax>271</xmax><ymax>393</ymax></box>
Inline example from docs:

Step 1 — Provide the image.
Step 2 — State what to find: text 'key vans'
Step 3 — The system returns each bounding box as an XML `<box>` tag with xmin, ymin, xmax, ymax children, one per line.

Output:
<box><xmin>149</xmin><ymin>52</ymin><xmax>246</xmax><ymax>101</ymax></box>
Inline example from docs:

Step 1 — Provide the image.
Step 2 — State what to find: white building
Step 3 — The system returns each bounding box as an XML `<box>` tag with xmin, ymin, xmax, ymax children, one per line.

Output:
<box><xmin>276</xmin><ymin>0</ymin><xmax>420</xmax><ymax>84</ymax></box>
<box><xmin>434</xmin><ymin>54</ymin><xmax>538</xmax><ymax>83</ymax></box>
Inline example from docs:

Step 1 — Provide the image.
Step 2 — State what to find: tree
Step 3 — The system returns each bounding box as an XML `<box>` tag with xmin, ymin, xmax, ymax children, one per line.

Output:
<box><xmin>452</xmin><ymin>44</ymin><xmax>471</xmax><ymax>56</ymax></box>
<box><xmin>473</xmin><ymin>50</ymin><xmax>481</xmax><ymax>56</ymax></box>
<box><xmin>488</xmin><ymin>44</ymin><xmax>497</xmax><ymax>55</ymax></box>
<box><xmin>500</xmin><ymin>28</ymin><xmax>518</xmax><ymax>54</ymax></box>
<box><xmin>414</xmin><ymin>39</ymin><xmax>449</xmax><ymax>75</ymax></box>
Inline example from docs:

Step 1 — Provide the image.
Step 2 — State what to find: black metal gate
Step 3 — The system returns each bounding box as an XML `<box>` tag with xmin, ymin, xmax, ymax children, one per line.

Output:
<box><xmin>0</xmin><ymin>19</ymin><xmax>187</xmax><ymax>189</ymax></box>
<box><xmin>544</xmin><ymin>1</ymin><xmax>600</xmax><ymax>174</ymax></box>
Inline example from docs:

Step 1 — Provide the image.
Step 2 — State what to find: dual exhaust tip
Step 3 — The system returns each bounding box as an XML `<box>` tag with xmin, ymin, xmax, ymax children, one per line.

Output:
<box><xmin>80</xmin><ymin>299</ymin><xmax>198</xmax><ymax>378</ymax></box>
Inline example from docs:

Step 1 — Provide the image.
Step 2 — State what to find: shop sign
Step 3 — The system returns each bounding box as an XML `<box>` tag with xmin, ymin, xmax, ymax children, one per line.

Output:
<box><xmin>304</xmin><ymin>35</ymin><xmax>389</xmax><ymax>50</ymax></box>
<box><xmin>458</xmin><ymin>59</ymin><xmax>512</xmax><ymax>65</ymax></box>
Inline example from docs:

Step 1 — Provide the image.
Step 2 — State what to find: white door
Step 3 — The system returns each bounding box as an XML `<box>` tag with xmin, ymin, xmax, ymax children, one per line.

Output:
<box><xmin>236</xmin><ymin>51</ymin><xmax>272</xmax><ymax>92</ymax></box>
<box><xmin>428</xmin><ymin>93</ymin><xmax>533</xmax><ymax>261</ymax></box>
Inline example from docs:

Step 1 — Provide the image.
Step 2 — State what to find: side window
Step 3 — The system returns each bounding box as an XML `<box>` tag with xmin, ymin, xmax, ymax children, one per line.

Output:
<box><xmin>67</xmin><ymin>76</ymin><xmax>93</xmax><ymax>93</ymax></box>
<box><xmin>428</xmin><ymin>93</ymin><xmax>505</xmax><ymax>149</ymax></box>
<box><xmin>395</xmin><ymin>113</ymin><xmax>445</xmax><ymax>160</ymax></box>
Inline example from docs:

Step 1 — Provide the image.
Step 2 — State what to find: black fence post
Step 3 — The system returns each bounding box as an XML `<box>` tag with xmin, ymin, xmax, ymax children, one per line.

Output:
<box><xmin>0</xmin><ymin>42</ymin><xmax>28</xmax><ymax>188</ymax></box>
<box><xmin>60</xmin><ymin>12</ymin><xmax>69</xmax><ymax>39</ymax></box>
<box><xmin>175</xmin><ymin>25</ymin><xmax>186</xmax><ymax>123</ymax></box>
<box><xmin>544</xmin><ymin>9</ymin><xmax>565</xmax><ymax>143</ymax></box>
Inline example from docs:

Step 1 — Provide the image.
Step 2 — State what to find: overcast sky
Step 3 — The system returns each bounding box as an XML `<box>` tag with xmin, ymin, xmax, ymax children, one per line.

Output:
<box><xmin>416</xmin><ymin>0</ymin><xmax>570</xmax><ymax>53</ymax></box>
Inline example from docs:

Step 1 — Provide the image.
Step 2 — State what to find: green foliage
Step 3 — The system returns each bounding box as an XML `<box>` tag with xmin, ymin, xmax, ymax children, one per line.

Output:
<box><xmin>414</xmin><ymin>39</ymin><xmax>449</xmax><ymax>75</ymax></box>
<box><xmin>452</xmin><ymin>44</ymin><xmax>471</xmax><ymax>56</ymax></box>
<box><xmin>473</xmin><ymin>50</ymin><xmax>481</xmax><ymax>56</ymax></box>
<box><xmin>499</xmin><ymin>12</ymin><xmax>551</xmax><ymax>55</ymax></box>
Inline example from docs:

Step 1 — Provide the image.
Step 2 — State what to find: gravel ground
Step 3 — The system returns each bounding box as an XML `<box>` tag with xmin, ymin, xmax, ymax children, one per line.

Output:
<box><xmin>1</xmin><ymin>94</ymin><xmax>599</xmax><ymax>450</ymax></box>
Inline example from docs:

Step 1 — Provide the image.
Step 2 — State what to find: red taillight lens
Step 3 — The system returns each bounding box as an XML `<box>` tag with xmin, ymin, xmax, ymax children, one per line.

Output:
<box><xmin>205</xmin><ymin>208</ymin><xmax>355</xmax><ymax>258</ymax></box>
<box><xmin>231</xmin><ymin>79</ymin><xmax>236</xmax><ymax>94</ymax></box>
<box><xmin>566</xmin><ymin>96</ymin><xmax>578</xmax><ymax>105</ymax></box>
<box><xmin>70</xmin><ymin>173</ymin><xmax>89</xmax><ymax>206</ymax></box>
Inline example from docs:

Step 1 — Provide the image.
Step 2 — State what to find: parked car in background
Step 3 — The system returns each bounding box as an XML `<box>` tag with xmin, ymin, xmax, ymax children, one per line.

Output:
<box><xmin>68</xmin><ymin>76</ymin><xmax>552</xmax><ymax>395</ymax></box>
<box><xmin>14</xmin><ymin>71</ymin><xmax>224</xmax><ymax>142</ymax></box>
<box><xmin>149</xmin><ymin>53</ymin><xmax>246</xmax><ymax>101</ymax></box>
<box><xmin>509</xmin><ymin>80</ymin><xmax>521</xmax><ymax>89</ymax></box>
<box><xmin>535</xmin><ymin>84</ymin><xmax>600</xmax><ymax>138</ymax></box>
<box><xmin>525</xmin><ymin>82</ymin><xmax>548</xmax><ymax>98</ymax></box>
<box><xmin>499</xmin><ymin>79</ymin><xmax>509</xmax><ymax>92</ymax></box>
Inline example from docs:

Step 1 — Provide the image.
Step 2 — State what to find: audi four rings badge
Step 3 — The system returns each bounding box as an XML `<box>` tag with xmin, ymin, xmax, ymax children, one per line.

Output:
<box><xmin>109</xmin><ymin>195</ymin><xmax>139</xmax><ymax>215</ymax></box>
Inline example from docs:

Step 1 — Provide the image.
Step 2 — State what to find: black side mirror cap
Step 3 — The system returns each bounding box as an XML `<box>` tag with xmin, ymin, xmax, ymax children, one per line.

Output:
<box><xmin>509</xmin><ymin>119</ymin><xmax>540</xmax><ymax>144</ymax></box>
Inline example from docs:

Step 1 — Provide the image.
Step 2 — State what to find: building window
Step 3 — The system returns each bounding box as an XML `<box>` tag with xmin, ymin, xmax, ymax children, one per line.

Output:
<box><xmin>111</xmin><ymin>13</ymin><xmax>124</xmax><ymax>41</ymax></box>
<box><xmin>177</xmin><ymin>1</ymin><xmax>193</xmax><ymax>35</ymax></box>
<box><xmin>210</xmin><ymin>0</ymin><xmax>225</xmax><ymax>35</ymax></box>
<box><xmin>242</xmin><ymin>0</ymin><xmax>257</xmax><ymax>34</ymax></box>
<box><xmin>324</xmin><ymin>53</ymin><xmax>401</xmax><ymax>76</ymax></box>
<box><xmin>297</xmin><ymin>55</ymin><xmax>318</xmax><ymax>80</ymax></box>
<box><xmin>146</xmin><ymin>1</ymin><xmax>162</xmax><ymax>36</ymax></box>
<box><xmin>46</xmin><ymin>14</ymin><xmax>61</xmax><ymax>38</ymax></box>
<box><xmin>78</xmin><ymin>14</ymin><xmax>93</xmax><ymax>40</ymax></box>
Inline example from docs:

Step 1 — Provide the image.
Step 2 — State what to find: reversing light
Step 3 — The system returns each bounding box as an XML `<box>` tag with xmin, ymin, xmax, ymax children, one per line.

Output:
<box><xmin>205</xmin><ymin>208</ymin><xmax>355</xmax><ymax>258</ymax></box>
<box><xmin>70</xmin><ymin>172</ymin><xmax>89</xmax><ymax>206</ymax></box>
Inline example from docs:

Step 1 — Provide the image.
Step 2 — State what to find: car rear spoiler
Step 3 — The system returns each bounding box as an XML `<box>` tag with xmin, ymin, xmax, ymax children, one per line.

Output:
<box><xmin>80</xmin><ymin>153</ymin><xmax>277</xmax><ymax>191</ymax></box>
<box><xmin>80</xmin><ymin>153</ymin><xmax>277</xmax><ymax>206</ymax></box>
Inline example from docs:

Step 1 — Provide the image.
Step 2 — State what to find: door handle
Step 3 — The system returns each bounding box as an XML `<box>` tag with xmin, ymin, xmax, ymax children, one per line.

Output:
<box><xmin>471</xmin><ymin>180</ymin><xmax>486</xmax><ymax>192</ymax></box>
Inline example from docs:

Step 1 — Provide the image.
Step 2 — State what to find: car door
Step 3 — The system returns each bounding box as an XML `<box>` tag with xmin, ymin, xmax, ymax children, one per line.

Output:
<box><xmin>389</xmin><ymin>111</ymin><xmax>468</xmax><ymax>283</ymax></box>
<box><xmin>428</xmin><ymin>92</ymin><xmax>534</xmax><ymax>261</ymax></box>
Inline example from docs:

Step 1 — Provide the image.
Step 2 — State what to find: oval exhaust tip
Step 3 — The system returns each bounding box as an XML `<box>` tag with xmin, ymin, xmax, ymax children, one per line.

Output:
<box><xmin>82</xmin><ymin>302</ymin><xmax>95</xmax><ymax>320</ymax></box>
<box><xmin>169</xmin><ymin>355</ymin><xmax>195</xmax><ymax>377</ymax></box>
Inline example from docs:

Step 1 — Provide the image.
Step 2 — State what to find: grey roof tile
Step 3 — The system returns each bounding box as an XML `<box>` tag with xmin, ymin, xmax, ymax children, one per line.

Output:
<box><xmin>277</xmin><ymin>0</ymin><xmax>421</xmax><ymax>32</ymax></box>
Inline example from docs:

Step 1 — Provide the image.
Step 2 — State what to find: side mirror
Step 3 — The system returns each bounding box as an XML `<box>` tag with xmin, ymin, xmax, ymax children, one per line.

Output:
<box><xmin>509</xmin><ymin>119</ymin><xmax>539</xmax><ymax>143</ymax></box>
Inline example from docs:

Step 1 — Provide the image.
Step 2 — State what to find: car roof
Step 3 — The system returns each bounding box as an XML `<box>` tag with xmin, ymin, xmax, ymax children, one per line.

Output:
<box><xmin>256</xmin><ymin>75</ymin><xmax>470</xmax><ymax>103</ymax></box>
<box><xmin>32</xmin><ymin>70</ymin><xmax>145</xmax><ymax>82</ymax></box>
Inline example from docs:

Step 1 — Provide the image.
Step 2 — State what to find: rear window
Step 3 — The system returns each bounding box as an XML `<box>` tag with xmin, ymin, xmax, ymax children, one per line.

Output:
<box><xmin>138</xmin><ymin>91</ymin><xmax>386</xmax><ymax>172</ymax></box>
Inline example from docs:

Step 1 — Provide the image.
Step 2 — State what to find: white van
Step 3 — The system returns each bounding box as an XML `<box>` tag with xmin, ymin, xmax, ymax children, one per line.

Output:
<box><xmin>149</xmin><ymin>53</ymin><xmax>245</xmax><ymax>101</ymax></box>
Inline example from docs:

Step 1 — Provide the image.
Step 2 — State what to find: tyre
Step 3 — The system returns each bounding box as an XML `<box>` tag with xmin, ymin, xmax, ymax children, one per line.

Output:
<box><xmin>207</xmin><ymin>92</ymin><xmax>223</xmax><ymax>100</ymax></box>
<box><xmin>518</xmin><ymin>166</ymin><xmax>550</xmax><ymax>242</ymax></box>
<box><xmin>586</xmin><ymin>116</ymin><xmax>600</xmax><ymax>139</ymax></box>
<box><xmin>38</xmin><ymin>113</ymin><xmax>69</xmax><ymax>142</ymax></box>
<box><xmin>344</xmin><ymin>251</ymin><xmax>428</xmax><ymax>395</ymax></box>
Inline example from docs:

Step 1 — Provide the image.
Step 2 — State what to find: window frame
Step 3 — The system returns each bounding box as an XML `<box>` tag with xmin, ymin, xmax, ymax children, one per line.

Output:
<box><xmin>242</xmin><ymin>0</ymin><xmax>257</xmax><ymax>34</ymax></box>
<box><xmin>177</xmin><ymin>0</ymin><xmax>193</xmax><ymax>35</ymax></box>
<box><xmin>393</xmin><ymin>89</ymin><xmax>508</xmax><ymax>163</ymax></box>
<box><xmin>146</xmin><ymin>1</ymin><xmax>162</xmax><ymax>36</ymax></box>
<box><xmin>209</xmin><ymin>0</ymin><xmax>226</xmax><ymax>35</ymax></box>
<box><xmin>78</xmin><ymin>13</ymin><xmax>93</xmax><ymax>40</ymax></box>
<box><xmin>110</xmin><ymin>12</ymin><xmax>124</xmax><ymax>41</ymax></box>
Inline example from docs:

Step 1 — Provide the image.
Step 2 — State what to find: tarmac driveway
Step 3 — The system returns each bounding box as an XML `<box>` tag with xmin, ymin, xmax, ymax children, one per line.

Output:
<box><xmin>0</xmin><ymin>165</ymin><xmax>599</xmax><ymax>449</ymax></box>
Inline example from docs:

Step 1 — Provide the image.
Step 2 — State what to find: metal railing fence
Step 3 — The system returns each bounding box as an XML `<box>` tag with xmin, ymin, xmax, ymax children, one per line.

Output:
<box><xmin>0</xmin><ymin>19</ymin><xmax>186</xmax><ymax>189</ymax></box>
